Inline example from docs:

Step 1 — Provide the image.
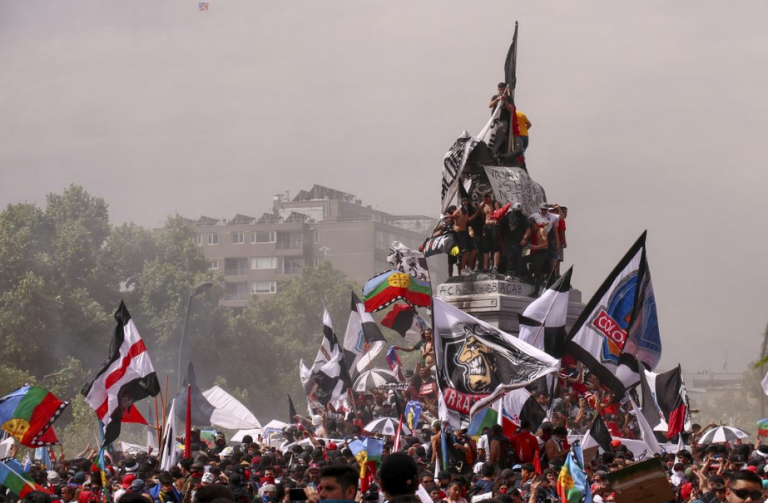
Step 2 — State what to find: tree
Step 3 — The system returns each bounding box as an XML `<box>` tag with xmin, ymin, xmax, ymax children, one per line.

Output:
<box><xmin>223</xmin><ymin>262</ymin><xmax>362</xmax><ymax>419</ymax></box>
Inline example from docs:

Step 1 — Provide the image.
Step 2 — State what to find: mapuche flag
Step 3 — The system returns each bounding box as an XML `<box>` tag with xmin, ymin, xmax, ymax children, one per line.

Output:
<box><xmin>0</xmin><ymin>459</ymin><xmax>51</xmax><ymax>497</ymax></box>
<box><xmin>82</xmin><ymin>301</ymin><xmax>160</xmax><ymax>446</ymax></box>
<box><xmin>0</xmin><ymin>386</ymin><xmax>68</xmax><ymax>447</ymax></box>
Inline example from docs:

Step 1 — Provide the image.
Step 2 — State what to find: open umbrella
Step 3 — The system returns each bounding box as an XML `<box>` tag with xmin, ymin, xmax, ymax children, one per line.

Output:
<box><xmin>364</xmin><ymin>417</ymin><xmax>411</xmax><ymax>436</ymax></box>
<box><xmin>352</xmin><ymin>369</ymin><xmax>398</xmax><ymax>392</ymax></box>
<box><xmin>698</xmin><ymin>426</ymin><xmax>749</xmax><ymax>444</ymax></box>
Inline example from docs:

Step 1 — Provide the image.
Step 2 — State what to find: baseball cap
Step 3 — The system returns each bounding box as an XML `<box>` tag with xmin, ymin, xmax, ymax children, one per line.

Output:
<box><xmin>201</xmin><ymin>473</ymin><xmax>215</xmax><ymax>484</ymax></box>
<box><xmin>121</xmin><ymin>474</ymin><xmax>137</xmax><ymax>489</ymax></box>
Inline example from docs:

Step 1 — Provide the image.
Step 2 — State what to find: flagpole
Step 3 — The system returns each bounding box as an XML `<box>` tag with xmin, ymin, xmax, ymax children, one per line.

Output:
<box><xmin>184</xmin><ymin>384</ymin><xmax>192</xmax><ymax>459</ymax></box>
<box><xmin>530</xmin><ymin>282</ymin><xmax>560</xmax><ymax>348</ymax></box>
<box><xmin>154</xmin><ymin>395</ymin><xmax>163</xmax><ymax>448</ymax></box>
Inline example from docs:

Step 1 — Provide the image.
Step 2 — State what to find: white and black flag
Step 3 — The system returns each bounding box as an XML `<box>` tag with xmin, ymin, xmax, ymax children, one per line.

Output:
<box><xmin>388</xmin><ymin>241</ymin><xmax>430</xmax><ymax>282</ymax></box>
<box><xmin>81</xmin><ymin>301</ymin><xmax>160</xmax><ymax>446</ymax></box>
<box><xmin>518</xmin><ymin>268</ymin><xmax>572</xmax><ymax>358</ymax></box>
<box><xmin>422</xmin><ymin>232</ymin><xmax>457</xmax><ymax>258</ymax></box>
<box><xmin>160</xmin><ymin>399</ymin><xmax>178</xmax><ymax>470</ymax></box>
<box><xmin>432</xmin><ymin>298</ymin><xmax>559</xmax><ymax>419</ymax></box>
<box><xmin>300</xmin><ymin>308</ymin><xmax>351</xmax><ymax>408</ymax></box>
<box><xmin>342</xmin><ymin>292</ymin><xmax>387</xmax><ymax>380</ymax></box>
<box><xmin>441</xmin><ymin>132</ymin><xmax>479</xmax><ymax>212</ymax></box>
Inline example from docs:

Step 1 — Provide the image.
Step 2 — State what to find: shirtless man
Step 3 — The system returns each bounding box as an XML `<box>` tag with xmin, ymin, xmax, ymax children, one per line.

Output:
<box><xmin>524</xmin><ymin>222</ymin><xmax>549</xmax><ymax>297</ymax></box>
<box><xmin>430</xmin><ymin>420</ymin><xmax>443</xmax><ymax>467</ymax></box>
<box><xmin>452</xmin><ymin>197</ymin><xmax>480</xmax><ymax>276</ymax></box>
<box><xmin>479</xmin><ymin>193</ymin><xmax>502</xmax><ymax>274</ymax></box>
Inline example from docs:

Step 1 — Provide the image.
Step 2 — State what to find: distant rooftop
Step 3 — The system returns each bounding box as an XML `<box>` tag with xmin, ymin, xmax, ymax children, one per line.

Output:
<box><xmin>190</xmin><ymin>184</ymin><xmax>436</xmax><ymax>234</ymax></box>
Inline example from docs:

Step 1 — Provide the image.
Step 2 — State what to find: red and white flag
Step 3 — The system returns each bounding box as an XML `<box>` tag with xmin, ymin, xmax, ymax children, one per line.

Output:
<box><xmin>81</xmin><ymin>301</ymin><xmax>160</xmax><ymax>446</ymax></box>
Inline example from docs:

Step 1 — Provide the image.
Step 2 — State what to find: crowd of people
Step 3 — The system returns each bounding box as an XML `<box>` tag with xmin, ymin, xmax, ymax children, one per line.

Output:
<box><xmin>9</xmin><ymin>344</ymin><xmax>768</xmax><ymax>503</ymax></box>
<box><xmin>434</xmin><ymin>197</ymin><xmax>567</xmax><ymax>298</ymax></box>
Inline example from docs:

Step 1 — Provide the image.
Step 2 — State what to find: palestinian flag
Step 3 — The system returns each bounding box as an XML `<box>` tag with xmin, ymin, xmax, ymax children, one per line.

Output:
<box><xmin>82</xmin><ymin>301</ymin><xmax>161</xmax><ymax>446</ymax></box>
<box><xmin>0</xmin><ymin>386</ymin><xmax>68</xmax><ymax>447</ymax></box>
<box><xmin>361</xmin><ymin>270</ymin><xmax>431</xmax><ymax>312</ymax></box>
<box><xmin>654</xmin><ymin>365</ymin><xmax>687</xmax><ymax>439</ymax></box>
<box><xmin>0</xmin><ymin>458</ymin><xmax>51</xmax><ymax>497</ymax></box>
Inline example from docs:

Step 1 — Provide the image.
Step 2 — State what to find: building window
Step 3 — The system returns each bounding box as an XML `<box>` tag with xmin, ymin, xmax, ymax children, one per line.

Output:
<box><xmin>224</xmin><ymin>282</ymin><xmax>248</xmax><ymax>301</ymax></box>
<box><xmin>313</xmin><ymin>258</ymin><xmax>320</xmax><ymax>268</ymax></box>
<box><xmin>252</xmin><ymin>231</ymin><xmax>276</xmax><ymax>243</ymax></box>
<box><xmin>208</xmin><ymin>233</ymin><xmax>219</xmax><ymax>245</ymax></box>
<box><xmin>251</xmin><ymin>257</ymin><xmax>277</xmax><ymax>270</ymax></box>
<box><xmin>224</xmin><ymin>257</ymin><xmax>248</xmax><ymax>276</ymax></box>
<box><xmin>251</xmin><ymin>281</ymin><xmax>277</xmax><ymax>294</ymax></box>
<box><xmin>209</xmin><ymin>260</ymin><xmax>219</xmax><ymax>270</ymax></box>
<box><xmin>232</xmin><ymin>232</ymin><xmax>245</xmax><ymax>244</ymax></box>
<box><xmin>281</xmin><ymin>257</ymin><xmax>304</xmax><ymax>275</ymax></box>
<box><xmin>276</xmin><ymin>232</ymin><xmax>302</xmax><ymax>250</ymax></box>
<box><xmin>314</xmin><ymin>230</ymin><xmax>320</xmax><ymax>243</ymax></box>
<box><xmin>196</xmin><ymin>234</ymin><xmax>203</xmax><ymax>246</ymax></box>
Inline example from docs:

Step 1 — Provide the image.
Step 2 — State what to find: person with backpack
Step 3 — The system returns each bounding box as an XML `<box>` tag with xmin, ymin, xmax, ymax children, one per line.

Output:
<box><xmin>488</xmin><ymin>424</ymin><xmax>514</xmax><ymax>473</ymax></box>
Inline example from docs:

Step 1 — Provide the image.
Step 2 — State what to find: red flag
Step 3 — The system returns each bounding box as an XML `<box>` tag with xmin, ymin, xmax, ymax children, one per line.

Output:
<box><xmin>184</xmin><ymin>384</ymin><xmax>192</xmax><ymax>459</ymax></box>
<box><xmin>533</xmin><ymin>447</ymin><xmax>542</xmax><ymax>475</ymax></box>
<box><xmin>121</xmin><ymin>405</ymin><xmax>148</xmax><ymax>425</ymax></box>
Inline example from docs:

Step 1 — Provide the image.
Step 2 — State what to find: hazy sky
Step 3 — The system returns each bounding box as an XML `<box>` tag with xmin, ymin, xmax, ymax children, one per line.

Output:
<box><xmin>2</xmin><ymin>1</ymin><xmax>767</xmax><ymax>375</ymax></box>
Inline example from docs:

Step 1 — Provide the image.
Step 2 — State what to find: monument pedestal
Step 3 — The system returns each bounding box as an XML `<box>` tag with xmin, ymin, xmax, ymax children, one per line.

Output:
<box><xmin>435</xmin><ymin>273</ymin><xmax>585</xmax><ymax>335</ymax></box>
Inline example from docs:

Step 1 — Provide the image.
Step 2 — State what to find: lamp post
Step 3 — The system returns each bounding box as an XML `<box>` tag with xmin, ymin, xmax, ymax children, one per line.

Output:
<box><xmin>177</xmin><ymin>281</ymin><xmax>213</xmax><ymax>391</ymax></box>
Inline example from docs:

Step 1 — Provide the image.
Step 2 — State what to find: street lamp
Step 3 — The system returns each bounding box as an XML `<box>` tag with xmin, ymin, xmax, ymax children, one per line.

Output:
<box><xmin>177</xmin><ymin>281</ymin><xmax>213</xmax><ymax>391</ymax></box>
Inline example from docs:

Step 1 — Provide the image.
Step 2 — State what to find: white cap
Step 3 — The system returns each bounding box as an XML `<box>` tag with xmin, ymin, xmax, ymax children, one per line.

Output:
<box><xmin>201</xmin><ymin>473</ymin><xmax>215</xmax><ymax>484</ymax></box>
<box><xmin>512</xmin><ymin>203</ymin><xmax>522</xmax><ymax>210</ymax></box>
<box><xmin>220</xmin><ymin>446</ymin><xmax>234</xmax><ymax>458</ymax></box>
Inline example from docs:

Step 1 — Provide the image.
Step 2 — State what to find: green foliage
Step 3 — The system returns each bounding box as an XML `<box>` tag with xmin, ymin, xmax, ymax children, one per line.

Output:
<box><xmin>0</xmin><ymin>185</ymin><xmax>377</xmax><ymax>445</ymax></box>
<box><xmin>224</xmin><ymin>262</ymin><xmax>359</xmax><ymax>420</ymax></box>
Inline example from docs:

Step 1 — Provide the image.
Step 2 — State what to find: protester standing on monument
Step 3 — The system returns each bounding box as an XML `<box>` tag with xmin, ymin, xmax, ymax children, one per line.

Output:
<box><xmin>479</xmin><ymin>193</ymin><xmax>502</xmax><ymax>275</ymax></box>
<box><xmin>452</xmin><ymin>197</ymin><xmax>480</xmax><ymax>276</ymax></box>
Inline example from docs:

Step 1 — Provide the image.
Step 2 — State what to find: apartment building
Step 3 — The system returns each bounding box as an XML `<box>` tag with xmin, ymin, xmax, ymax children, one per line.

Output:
<box><xmin>191</xmin><ymin>185</ymin><xmax>436</xmax><ymax>310</ymax></box>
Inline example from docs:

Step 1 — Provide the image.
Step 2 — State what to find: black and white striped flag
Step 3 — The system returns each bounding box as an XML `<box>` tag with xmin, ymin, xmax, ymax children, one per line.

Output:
<box><xmin>300</xmin><ymin>308</ymin><xmax>351</xmax><ymax>407</ymax></box>
<box><xmin>518</xmin><ymin>268</ymin><xmax>572</xmax><ymax>358</ymax></box>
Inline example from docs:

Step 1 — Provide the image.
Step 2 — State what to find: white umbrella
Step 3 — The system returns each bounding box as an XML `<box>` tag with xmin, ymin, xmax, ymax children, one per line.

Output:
<box><xmin>231</xmin><ymin>428</ymin><xmax>263</xmax><ymax>443</ymax></box>
<box><xmin>364</xmin><ymin>417</ymin><xmax>411</xmax><ymax>436</ymax></box>
<box><xmin>698</xmin><ymin>426</ymin><xmax>749</xmax><ymax>444</ymax></box>
<box><xmin>352</xmin><ymin>369</ymin><xmax>399</xmax><ymax>392</ymax></box>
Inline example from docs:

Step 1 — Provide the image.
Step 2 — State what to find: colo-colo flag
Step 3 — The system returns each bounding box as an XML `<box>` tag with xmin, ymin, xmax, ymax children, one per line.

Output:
<box><xmin>564</xmin><ymin>232</ymin><xmax>661</xmax><ymax>400</ymax></box>
<box><xmin>300</xmin><ymin>308</ymin><xmax>350</xmax><ymax>408</ymax></box>
<box><xmin>343</xmin><ymin>292</ymin><xmax>387</xmax><ymax>380</ymax></box>
<box><xmin>433</xmin><ymin>298</ymin><xmax>558</xmax><ymax>419</ymax></box>
<box><xmin>82</xmin><ymin>301</ymin><xmax>160</xmax><ymax>446</ymax></box>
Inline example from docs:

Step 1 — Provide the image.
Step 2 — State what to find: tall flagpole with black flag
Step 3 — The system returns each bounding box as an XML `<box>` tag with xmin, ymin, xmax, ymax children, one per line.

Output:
<box><xmin>505</xmin><ymin>22</ymin><xmax>519</xmax><ymax>153</ymax></box>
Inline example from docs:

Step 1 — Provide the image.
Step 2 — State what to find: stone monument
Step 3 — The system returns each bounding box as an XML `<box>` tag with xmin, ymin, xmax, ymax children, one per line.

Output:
<box><xmin>435</xmin><ymin>272</ymin><xmax>586</xmax><ymax>335</ymax></box>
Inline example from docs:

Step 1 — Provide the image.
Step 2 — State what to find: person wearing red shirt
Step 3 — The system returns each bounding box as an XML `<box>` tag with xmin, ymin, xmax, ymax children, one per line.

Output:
<box><xmin>510</xmin><ymin>420</ymin><xmax>539</xmax><ymax>464</ymax></box>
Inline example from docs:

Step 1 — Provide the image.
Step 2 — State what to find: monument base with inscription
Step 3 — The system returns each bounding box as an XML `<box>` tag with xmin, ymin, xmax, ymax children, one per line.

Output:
<box><xmin>436</xmin><ymin>273</ymin><xmax>585</xmax><ymax>335</ymax></box>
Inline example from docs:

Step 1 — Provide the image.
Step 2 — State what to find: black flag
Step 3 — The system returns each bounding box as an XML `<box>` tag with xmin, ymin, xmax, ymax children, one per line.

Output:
<box><xmin>504</xmin><ymin>22</ymin><xmax>519</xmax><ymax>92</ymax></box>
<box><xmin>175</xmin><ymin>362</ymin><xmax>216</xmax><ymax>426</ymax></box>
<box><xmin>288</xmin><ymin>394</ymin><xmax>298</xmax><ymax>424</ymax></box>
<box><xmin>584</xmin><ymin>414</ymin><xmax>613</xmax><ymax>454</ymax></box>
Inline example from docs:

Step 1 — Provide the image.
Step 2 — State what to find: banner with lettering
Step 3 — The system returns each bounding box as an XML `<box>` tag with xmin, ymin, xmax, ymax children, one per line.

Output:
<box><xmin>483</xmin><ymin>165</ymin><xmax>547</xmax><ymax>216</ymax></box>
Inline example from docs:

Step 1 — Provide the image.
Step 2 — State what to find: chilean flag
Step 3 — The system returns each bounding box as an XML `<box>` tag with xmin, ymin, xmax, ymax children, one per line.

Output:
<box><xmin>81</xmin><ymin>301</ymin><xmax>160</xmax><ymax>446</ymax></box>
